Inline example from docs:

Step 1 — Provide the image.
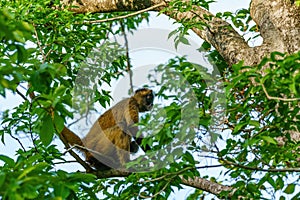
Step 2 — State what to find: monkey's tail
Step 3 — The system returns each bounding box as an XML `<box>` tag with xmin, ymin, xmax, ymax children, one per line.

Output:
<box><xmin>60</xmin><ymin>126</ymin><xmax>84</xmax><ymax>147</ymax></box>
<box><xmin>60</xmin><ymin>126</ymin><xmax>111</xmax><ymax>170</ymax></box>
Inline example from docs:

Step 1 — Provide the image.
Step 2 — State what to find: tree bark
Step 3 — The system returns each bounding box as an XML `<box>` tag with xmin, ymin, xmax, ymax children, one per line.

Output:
<box><xmin>250</xmin><ymin>0</ymin><xmax>300</xmax><ymax>54</ymax></box>
<box><xmin>93</xmin><ymin>169</ymin><xmax>232</xmax><ymax>197</ymax></box>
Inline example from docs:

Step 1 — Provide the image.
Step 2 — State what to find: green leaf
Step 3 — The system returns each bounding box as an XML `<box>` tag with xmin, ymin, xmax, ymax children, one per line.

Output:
<box><xmin>40</xmin><ymin>114</ymin><xmax>55</xmax><ymax>146</ymax></box>
<box><xmin>0</xmin><ymin>154</ymin><xmax>15</xmax><ymax>167</ymax></box>
<box><xmin>284</xmin><ymin>184</ymin><xmax>295</xmax><ymax>194</ymax></box>
<box><xmin>200</xmin><ymin>41</ymin><xmax>211</xmax><ymax>51</ymax></box>
<box><xmin>18</xmin><ymin>162</ymin><xmax>48</xmax><ymax>180</ymax></box>
<box><xmin>247</xmin><ymin>183</ymin><xmax>257</xmax><ymax>193</ymax></box>
<box><xmin>54</xmin><ymin>184</ymin><xmax>71</xmax><ymax>199</ymax></box>
<box><xmin>53</xmin><ymin>112</ymin><xmax>65</xmax><ymax>133</ymax></box>
<box><xmin>179</xmin><ymin>36</ymin><xmax>190</xmax><ymax>45</ymax></box>
<box><xmin>249</xmin><ymin>120</ymin><xmax>260</xmax><ymax>128</ymax></box>
<box><xmin>210</xmin><ymin>132</ymin><xmax>220</xmax><ymax>143</ymax></box>
<box><xmin>168</xmin><ymin>29</ymin><xmax>178</xmax><ymax>39</ymax></box>
<box><xmin>261</xmin><ymin>136</ymin><xmax>277</xmax><ymax>144</ymax></box>
<box><xmin>183</xmin><ymin>151</ymin><xmax>195</xmax><ymax>165</ymax></box>
<box><xmin>233</xmin><ymin>122</ymin><xmax>246</xmax><ymax>134</ymax></box>
<box><xmin>0</xmin><ymin>172</ymin><xmax>5</xmax><ymax>187</ymax></box>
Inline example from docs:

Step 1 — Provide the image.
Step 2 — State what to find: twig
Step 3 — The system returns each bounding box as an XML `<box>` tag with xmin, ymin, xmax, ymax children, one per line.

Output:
<box><xmin>72</xmin><ymin>144</ymin><xmax>117</xmax><ymax>164</ymax></box>
<box><xmin>197</xmin><ymin>164</ymin><xmax>223</xmax><ymax>169</ymax></box>
<box><xmin>9</xmin><ymin>133</ymin><xmax>26</xmax><ymax>152</ymax></box>
<box><xmin>68</xmin><ymin>115</ymin><xmax>87</xmax><ymax>127</ymax></box>
<box><xmin>84</xmin><ymin>2</ymin><xmax>165</xmax><ymax>24</ymax></box>
<box><xmin>54</xmin><ymin>160</ymin><xmax>79</xmax><ymax>165</ymax></box>
<box><xmin>140</xmin><ymin>167</ymin><xmax>194</xmax><ymax>184</ymax></box>
<box><xmin>261</xmin><ymin>83</ymin><xmax>300</xmax><ymax>102</ymax></box>
<box><xmin>33</xmin><ymin>25</ymin><xmax>46</xmax><ymax>62</ymax></box>
<box><xmin>15</xmin><ymin>88</ymin><xmax>28</xmax><ymax>101</ymax></box>
<box><xmin>120</xmin><ymin>21</ymin><xmax>133</xmax><ymax>94</ymax></box>
<box><xmin>139</xmin><ymin>181</ymin><xmax>170</xmax><ymax>199</ymax></box>
<box><xmin>58</xmin><ymin>129</ymin><xmax>94</xmax><ymax>172</ymax></box>
<box><xmin>221</xmin><ymin>158</ymin><xmax>300</xmax><ymax>172</ymax></box>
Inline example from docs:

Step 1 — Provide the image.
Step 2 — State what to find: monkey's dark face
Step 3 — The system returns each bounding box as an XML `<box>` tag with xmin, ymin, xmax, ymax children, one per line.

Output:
<box><xmin>134</xmin><ymin>88</ymin><xmax>154</xmax><ymax>112</ymax></box>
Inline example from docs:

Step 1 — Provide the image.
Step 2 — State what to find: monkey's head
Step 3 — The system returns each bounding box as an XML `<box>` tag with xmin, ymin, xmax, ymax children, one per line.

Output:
<box><xmin>133</xmin><ymin>88</ymin><xmax>154</xmax><ymax>112</ymax></box>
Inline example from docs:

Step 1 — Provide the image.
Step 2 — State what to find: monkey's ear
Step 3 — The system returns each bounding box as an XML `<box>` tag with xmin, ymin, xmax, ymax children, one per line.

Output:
<box><xmin>135</xmin><ymin>88</ymin><xmax>146</xmax><ymax>94</ymax></box>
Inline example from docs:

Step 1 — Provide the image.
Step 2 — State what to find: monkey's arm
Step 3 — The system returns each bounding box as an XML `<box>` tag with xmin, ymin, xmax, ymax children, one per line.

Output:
<box><xmin>130</xmin><ymin>137</ymin><xmax>151</xmax><ymax>153</ymax></box>
<box><xmin>129</xmin><ymin>140</ymin><xmax>140</xmax><ymax>153</ymax></box>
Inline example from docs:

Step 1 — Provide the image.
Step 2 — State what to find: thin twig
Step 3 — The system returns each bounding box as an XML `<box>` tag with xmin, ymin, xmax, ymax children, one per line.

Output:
<box><xmin>68</xmin><ymin>115</ymin><xmax>88</xmax><ymax>127</ymax></box>
<box><xmin>9</xmin><ymin>133</ymin><xmax>26</xmax><ymax>152</ymax></box>
<box><xmin>196</xmin><ymin>164</ymin><xmax>223</xmax><ymax>169</ymax></box>
<box><xmin>139</xmin><ymin>181</ymin><xmax>170</xmax><ymax>199</ymax></box>
<box><xmin>140</xmin><ymin>167</ymin><xmax>194</xmax><ymax>184</ymax></box>
<box><xmin>261</xmin><ymin>83</ymin><xmax>300</xmax><ymax>102</ymax></box>
<box><xmin>33</xmin><ymin>25</ymin><xmax>46</xmax><ymax>62</ymax></box>
<box><xmin>120</xmin><ymin>21</ymin><xmax>133</xmax><ymax>94</ymax></box>
<box><xmin>58</xmin><ymin>129</ymin><xmax>94</xmax><ymax>172</ymax></box>
<box><xmin>221</xmin><ymin>158</ymin><xmax>300</xmax><ymax>172</ymax></box>
<box><xmin>15</xmin><ymin>88</ymin><xmax>28</xmax><ymax>101</ymax></box>
<box><xmin>72</xmin><ymin>144</ymin><xmax>117</xmax><ymax>164</ymax></box>
<box><xmin>54</xmin><ymin>160</ymin><xmax>79</xmax><ymax>165</ymax></box>
<box><xmin>84</xmin><ymin>2</ymin><xmax>165</xmax><ymax>24</ymax></box>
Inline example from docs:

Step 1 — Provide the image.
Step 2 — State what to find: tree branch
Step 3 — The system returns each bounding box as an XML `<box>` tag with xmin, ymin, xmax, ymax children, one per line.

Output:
<box><xmin>84</xmin><ymin>2</ymin><xmax>165</xmax><ymax>24</ymax></box>
<box><xmin>261</xmin><ymin>83</ymin><xmax>300</xmax><ymax>102</ymax></box>
<box><xmin>250</xmin><ymin>0</ymin><xmax>300</xmax><ymax>54</ymax></box>
<box><xmin>120</xmin><ymin>21</ymin><xmax>134</xmax><ymax>94</ymax></box>
<box><xmin>59</xmin><ymin>128</ymin><xmax>94</xmax><ymax>172</ymax></box>
<box><xmin>62</xmin><ymin>0</ymin><xmax>257</xmax><ymax>66</ymax></box>
<box><xmin>91</xmin><ymin>166</ymin><xmax>233</xmax><ymax>197</ymax></box>
<box><xmin>61</xmin><ymin>0</ymin><xmax>166</xmax><ymax>14</ymax></box>
<box><xmin>221</xmin><ymin>158</ymin><xmax>300</xmax><ymax>173</ymax></box>
<box><xmin>180</xmin><ymin>176</ymin><xmax>233</xmax><ymax>196</ymax></box>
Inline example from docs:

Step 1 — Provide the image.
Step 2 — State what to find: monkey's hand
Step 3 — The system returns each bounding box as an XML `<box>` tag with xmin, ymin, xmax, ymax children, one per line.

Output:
<box><xmin>130</xmin><ymin>141</ymin><xmax>140</xmax><ymax>153</ymax></box>
<box><xmin>135</xmin><ymin>137</ymin><xmax>151</xmax><ymax>152</ymax></box>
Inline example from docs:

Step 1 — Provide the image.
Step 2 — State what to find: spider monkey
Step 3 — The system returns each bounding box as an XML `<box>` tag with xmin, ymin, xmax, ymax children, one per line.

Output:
<box><xmin>61</xmin><ymin>88</ymin><xmax>154</xmax><ymax>170</ymax></box>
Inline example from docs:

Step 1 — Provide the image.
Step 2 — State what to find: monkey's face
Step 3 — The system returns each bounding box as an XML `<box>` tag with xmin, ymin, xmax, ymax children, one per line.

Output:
<box><xmin>134</xmin><ymin>88</ymin><xmax>154</xmax><ymax>112</ymax></box>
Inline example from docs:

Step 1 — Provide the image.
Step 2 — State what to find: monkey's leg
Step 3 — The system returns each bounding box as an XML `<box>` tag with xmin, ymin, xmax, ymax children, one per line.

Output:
<box><xmin>114</xmin><ymin>131</ymin><xmax>131</xmax><ymax>168</ymax></box>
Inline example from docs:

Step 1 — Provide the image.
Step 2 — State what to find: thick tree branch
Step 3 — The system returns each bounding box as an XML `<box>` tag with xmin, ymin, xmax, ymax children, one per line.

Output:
<box><xmin>61</xmin><ymin>0</ymin><xmax>300</xmax><ymax>67</ymax></box>
<box><xmin>62</xmin><ymin>0</ymin><xmax>259</xmax><ymax>66</ymax></box>
<box><xmin>180</xmin><ymin>176</ymin><xmax>233</xmax><ymax>196</ymax></box>
<box><xmin>250</xmin><ymin>0</ymin><xmax>300</xmax><ymax>54</ymax></box>
<box><xmin>91</xmin><ymin>165</ymin><xmax>232</xmax><ymax>197</ymax></box>
<box><xmin>164</xmin><ymin>6</ymin><xmax>254</xmax><ymax>66</ymax></box>
<box><xmin>59</xmin><ymin>125</ymin><xmax>232</xmax><ymax>196</ymax></box>
<box><xmin>61</xmin><ymin>0</ymin><xmax>166</xmax><ymax>13</ymax></box>
<box><xmin>59</xmin><ymin>127</ymin><xmax>94</xmax><ymax>172</ymax></box>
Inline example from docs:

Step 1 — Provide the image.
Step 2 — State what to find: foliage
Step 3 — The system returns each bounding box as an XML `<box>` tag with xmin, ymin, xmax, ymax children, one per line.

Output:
<box><xmin>0</xmin><ymin>0</ymin><xmax>300</xmax><ymax>200</ymax></box>
<box><xmin>222</xmin><ymin>51</ymin><xmax>300</xmax><ymax>199</ymax></box>
<box><xmin>0</xmin><ymin>142</ymin><xmax>97</xmax><ymax>199</ymax></box>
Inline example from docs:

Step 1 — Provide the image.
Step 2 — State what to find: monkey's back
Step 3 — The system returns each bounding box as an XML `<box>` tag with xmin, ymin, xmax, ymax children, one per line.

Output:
<box><xmin>96</xmin><ymin>97</ymin><xmax>139</xmax><ymax>132</ymax></box>
<box><xmin>82</xmin><ymin>97</ymin><xmax>139</xmax><ymax>168</ymax></box>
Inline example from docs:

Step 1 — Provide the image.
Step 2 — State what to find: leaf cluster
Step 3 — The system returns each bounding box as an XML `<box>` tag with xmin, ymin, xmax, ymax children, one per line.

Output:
<box><xmin>223</xmin><ymin>51</ymin><xmax>300</xmax><ymax>199</ymax></box>
<box><xmin>0</xmin><ymin>143</ymin><xmax>96</xmax><ymax>199</ymax></box>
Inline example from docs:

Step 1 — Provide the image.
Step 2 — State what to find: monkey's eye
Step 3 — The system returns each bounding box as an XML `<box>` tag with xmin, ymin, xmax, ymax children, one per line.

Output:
<box><xmin>146</xmin><ymin>94</ymin><xmax>154</xmax><ymax>104</ymax></box>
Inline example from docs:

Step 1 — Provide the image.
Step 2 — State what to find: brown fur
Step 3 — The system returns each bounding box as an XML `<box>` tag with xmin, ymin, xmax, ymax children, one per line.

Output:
<box><xmin>61</xmin><ymin>88</ymin><xmax>154</xmax><ymax>170</ymax></box>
